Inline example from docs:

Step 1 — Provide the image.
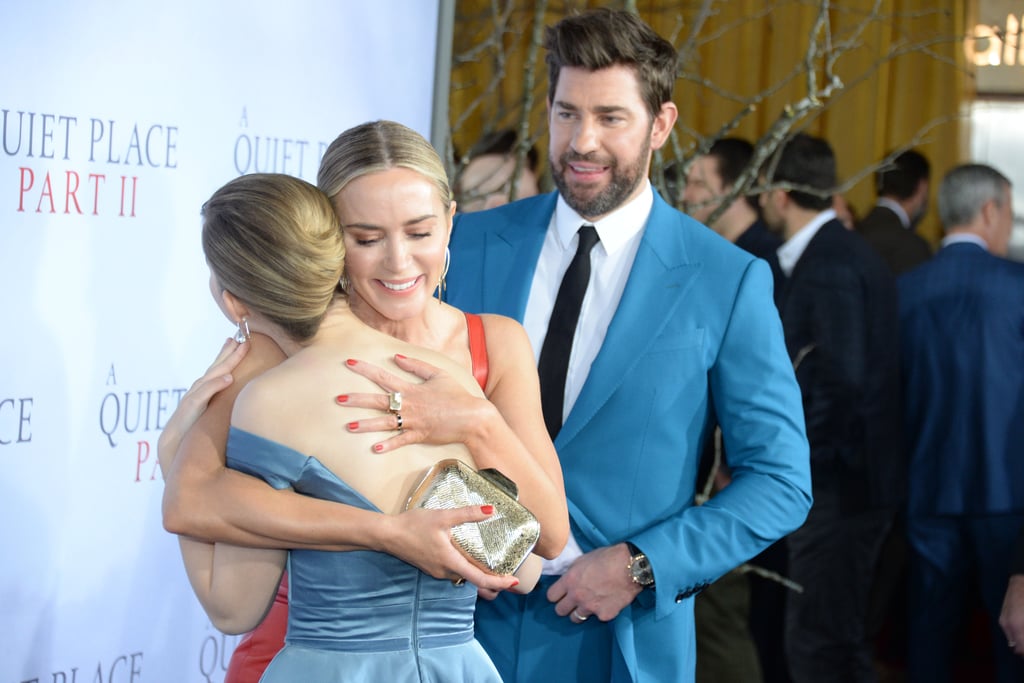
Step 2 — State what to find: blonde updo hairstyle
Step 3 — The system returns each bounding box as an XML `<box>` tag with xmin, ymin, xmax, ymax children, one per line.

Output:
<box><xmin>317</xmin><ymin>120</ymin><xmax>453</xmax><ymax>209</ymax></box>
<box><xmin>202</xmin><ymin>173</ymin><xmax>345</xmax><ymax>342</ymax></box>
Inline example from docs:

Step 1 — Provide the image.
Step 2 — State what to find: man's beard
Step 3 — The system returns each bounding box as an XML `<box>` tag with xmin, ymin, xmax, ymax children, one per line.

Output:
<box><xmin>551</xmin><ymin>139</ymin><xmax>650</xmax><ymax>219</ymax></box>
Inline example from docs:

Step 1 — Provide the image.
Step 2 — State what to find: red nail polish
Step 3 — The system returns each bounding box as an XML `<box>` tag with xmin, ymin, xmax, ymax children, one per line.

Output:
<box><xmin>395</xmin><ymin>353</ymin><xmax>407</xmax><ymax>360</ymax></box>
<box><xmin>347</xmin><ymin>421</ymin><xmax>359</xmax><ymax>430</ymax></box>
<box><xmin>480</xmin><ymin>505</ymin><xmax>494</xmax><ymax>515</ymax></box>
<box><xmin>335</xmin><ymin>395</ymin><xmax>348</xmax><ymax>403</ymax></box>
<box><xmin>373</xmin><ymin>443</ymin><xmax>384</xmax><ymax>453</ymax></box>
<box><xmin>346</xmin><ymin>359</ymin><xmax>357</xmax><ymax>366</ymax></box>
<box><xmin>511</xmin><ymin>578</ymin><xmax>520</xmax><ymax>587</ymax></box>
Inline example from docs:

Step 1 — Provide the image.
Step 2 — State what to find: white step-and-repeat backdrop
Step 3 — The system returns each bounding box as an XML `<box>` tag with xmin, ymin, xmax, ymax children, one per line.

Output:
<box><xmin>1</xmin><ymin>2</ymin><xmax>442</xmax><ymax>680</ymax></box>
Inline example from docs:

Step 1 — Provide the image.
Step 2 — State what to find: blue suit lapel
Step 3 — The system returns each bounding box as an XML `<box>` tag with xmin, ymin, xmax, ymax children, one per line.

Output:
<box><xmin>556</xmin><ymin>194</ymin><xmax>703</xmax><ymax>448</ymax></box>
<box><xmin>481</xmin><ymin>194</ymin><xmax>556</xmax><ymax>318</ymax></box>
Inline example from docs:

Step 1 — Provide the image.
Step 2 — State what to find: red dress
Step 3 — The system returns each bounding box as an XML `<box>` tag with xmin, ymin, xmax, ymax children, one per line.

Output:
<box><xmin>224</xmin><ymin>313</ymin><xmax>490</xmax><ymax>683</ymax></box>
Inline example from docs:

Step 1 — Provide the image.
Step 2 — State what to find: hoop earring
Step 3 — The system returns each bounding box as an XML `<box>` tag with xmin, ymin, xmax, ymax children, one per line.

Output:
<box><xmin>437</xmin><ymin>247</ymin><xmax>450</xmax><ymax>303</ymax></box>
<box><xmin>233</xmin><ymin>317</ymin><xmax>251</xmax><ymax>344</ymax></box>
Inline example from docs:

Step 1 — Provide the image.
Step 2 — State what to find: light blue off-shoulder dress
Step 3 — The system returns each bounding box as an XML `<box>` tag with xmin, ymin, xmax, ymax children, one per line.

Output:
<box><xmin>226</xmin><ymin>427</ymin><xmax>503</xmax><ymax>683</ymax></box>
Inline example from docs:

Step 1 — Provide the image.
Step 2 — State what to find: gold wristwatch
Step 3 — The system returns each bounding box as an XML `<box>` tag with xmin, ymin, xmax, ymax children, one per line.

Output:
<box><xmin>626</xmin><ymin>542</ymin><xmax>654</xmax><ymax>588</ymax></box>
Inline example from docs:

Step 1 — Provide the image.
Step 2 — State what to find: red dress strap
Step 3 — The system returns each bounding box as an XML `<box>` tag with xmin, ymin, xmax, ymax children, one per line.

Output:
<box><xmin>465</xmin><ymin>313</ymin><xmax>489</xmax><ymax>391</ymax></box>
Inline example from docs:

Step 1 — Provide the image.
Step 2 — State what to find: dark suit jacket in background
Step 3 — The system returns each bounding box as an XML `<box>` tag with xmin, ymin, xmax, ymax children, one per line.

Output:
<box><xmin>898</xmin><ymin>242</ymin><xmax>1024</xmax><ymax>517</ymax></box>
<box><xmin>856</xmin><ymin>205</ymin><xmax>932</xmax><ymax>275</ymax></box>
<box><xmin>735</xmin><ymin>218</ymin><xmax>783</xmax><ymax>263</ymax></box>
<box><xmin>776</xmin><ymin>220</ymin><xmax>904</xmax><ymax>510</ymax></box>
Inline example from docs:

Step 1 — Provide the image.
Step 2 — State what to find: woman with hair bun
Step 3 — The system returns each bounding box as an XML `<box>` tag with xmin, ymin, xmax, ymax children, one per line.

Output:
<box><xmin>160</xmin><ymin>121</ymin><xmax>567</xmax><ymax>681</ymax></box>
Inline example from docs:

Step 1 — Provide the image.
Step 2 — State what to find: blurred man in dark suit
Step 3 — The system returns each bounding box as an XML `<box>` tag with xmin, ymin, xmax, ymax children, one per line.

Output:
<box><xmin>856</xmin><ymin>149</ymin><xmax>932</xmax><ymax>275</ymax></box>
<box><xmin>761</xmin><ymin>133</ymin><xmax>903</xmax><ymax>682</ymax></box>
<box><xmin>679</xmin><ymin>137</ymin><xmax>781</xmax><ymax>261</ymax></box>
<box><xmin>899</xmin><ymin>163</ymin><xmax>1024</xmax><ymax>683</ymax></box>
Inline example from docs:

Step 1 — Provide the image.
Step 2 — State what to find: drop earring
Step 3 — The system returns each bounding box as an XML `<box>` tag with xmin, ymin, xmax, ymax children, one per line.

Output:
<box><xmin>437</xmin><ymin>247</ymin><xmax>450</xmax><ymax>303</ymax></box>
<box><xmin>234</xmin><ymin>317</ymin><xmax>251</xmax><ymax>343</ymax></box>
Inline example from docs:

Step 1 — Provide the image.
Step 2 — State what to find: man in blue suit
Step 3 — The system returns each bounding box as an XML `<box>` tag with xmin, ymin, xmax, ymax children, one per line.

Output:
<box><xmin>899</xmin><ymin>163</ymin><xmax>1024</xmax><ymax>683</ymax></box>
<box><xmin>447</xmin><ymin>9</ymin><xmax>812</xmax><ymax>682</ymax></box>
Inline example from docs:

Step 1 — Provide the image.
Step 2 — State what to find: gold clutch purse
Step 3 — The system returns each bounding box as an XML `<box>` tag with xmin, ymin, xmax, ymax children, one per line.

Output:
<box><xmin>405</xmin><ymin>459</ymin><xmax>540</xmax><ymax>575</ymax></box>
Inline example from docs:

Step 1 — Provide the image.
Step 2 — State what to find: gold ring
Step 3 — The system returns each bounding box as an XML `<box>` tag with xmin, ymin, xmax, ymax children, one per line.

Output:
<box><xmin>570</xmin><ymin>609</ymin><xmax>589</xmax><ymax>623</ymax></box>
<box><xmin>388</xmin><ymin>391</ymin><xmax>402</xmax><ymax>413</ymax></box>
<box><xmin>452</xmin><ymin>577</ymin><xmax>466</xmax><ymax>587</ymax></box>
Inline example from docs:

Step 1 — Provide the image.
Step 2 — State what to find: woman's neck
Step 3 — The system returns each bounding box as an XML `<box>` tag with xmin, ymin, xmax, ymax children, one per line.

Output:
<box><xmin>249</xmin><ymin>299</ymin><xmax>361</xmax><ymax>358</ymax></box>
<box><xmin>347</xmin><ymin>293</ymin><xmax>447</xmax><ymax>349</ymax></box>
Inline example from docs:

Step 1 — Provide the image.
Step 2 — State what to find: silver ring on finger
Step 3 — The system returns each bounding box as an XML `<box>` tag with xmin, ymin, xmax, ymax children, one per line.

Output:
<box><xmin>570</xmin><ymin>609</ymin><xmax>589</xmax><ymax>623</ymax></box>
<box><xmin>388</xmin><ymin>391</ymin><xmax>402</xmax><ymax>413</ymax></box>
<box><xmin>395</xmin><ymin>413</ymin><xmax>403</xmax><ymax>432</ymax></box>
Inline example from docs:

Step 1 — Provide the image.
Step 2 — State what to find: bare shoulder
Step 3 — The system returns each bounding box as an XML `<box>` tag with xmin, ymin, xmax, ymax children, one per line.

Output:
<box><xmin>477</xmin><ymin>314</ymin><xmax>538</xmax><ymax>389</ymax></box>
<box><xmin>198</xmin><ymin>333</ymin><xmax>287</xmax><ymax>421</ymax></box>
<box><xmin>478</xmin><ymin>313</ymin><xmax>531</xmax><ymax>350</ymax></box>
<box><xmin>230</xmin><ymin>341</ymin><xmax>294</xmax><ymax>434</ymax></box>
<box><xmin>237</xmin><ymin>333</ymin><xmax>287</xmax><ymax>381</ymax></box>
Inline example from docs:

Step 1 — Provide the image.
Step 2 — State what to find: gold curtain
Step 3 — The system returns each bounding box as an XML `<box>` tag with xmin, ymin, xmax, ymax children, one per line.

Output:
<box><xmin>449</xmin><ymin>0</ymin><xmax>969</xmax><ymax>245</ymax></box>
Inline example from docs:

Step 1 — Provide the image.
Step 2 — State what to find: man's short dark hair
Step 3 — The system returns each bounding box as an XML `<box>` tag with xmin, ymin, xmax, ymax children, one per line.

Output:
<box><xmin>708</xmin><ymin>137</ymin><xmax>759</xmax><ymax>210</ymax></box>
<box><xmin>876</xmin><ymin>149</ymin><xmax>930</xmax><ymax>199</ymax></box>
<box><xmin>708</xmin><ymin>137</ymin><xmax>755</xmax><ymax>189</ymax></box>
<box><xmin>767</xmin><ymin>133</ymin><xmax>836</xmax><ymax>211</ymax></box>
<box><xmin>543</xmin><ymin>8</ymin><xmax>678</xmax><ymax>119</ymax></box>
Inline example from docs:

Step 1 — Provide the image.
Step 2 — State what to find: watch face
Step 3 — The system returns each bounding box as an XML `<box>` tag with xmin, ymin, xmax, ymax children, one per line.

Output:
<box><xmin>630</xmin><ymin>553</ymin><xmax>654</xmax><ymax>586</ymax></box>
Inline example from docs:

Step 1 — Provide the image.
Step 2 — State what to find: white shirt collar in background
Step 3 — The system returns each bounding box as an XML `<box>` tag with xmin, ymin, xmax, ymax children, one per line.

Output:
<box><xmin>776</xmin><ymin>208</ymin><xmax>837</xmax><ymax>277</ymax></box>
<box><xmin>941</xmin><ymin>232</ymin><xmax>989</xmax><ymax>251</ymax></box>
<box><xmin>876</xmin><ymin>197</ymin><xmax>911</xmax><ymax>229</ymax></box>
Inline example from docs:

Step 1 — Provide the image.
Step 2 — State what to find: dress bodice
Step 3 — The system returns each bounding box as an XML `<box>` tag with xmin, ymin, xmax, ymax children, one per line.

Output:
<box><xmin>226</xmin><ymin>427</ymin><xmax>500</xmax><ymax>681</ymax></box>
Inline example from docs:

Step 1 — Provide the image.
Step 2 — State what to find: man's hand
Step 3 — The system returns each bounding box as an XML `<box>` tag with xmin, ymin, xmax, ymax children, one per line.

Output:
<box><xmin>1000</xmin><ymin>575</ymin><xmax>1024</xmax><ymax>657</ymax></box>
<box><xmin>546</xmin><ymin>543</ymin><xmax>642</xmax><ymax>623</ymax></box>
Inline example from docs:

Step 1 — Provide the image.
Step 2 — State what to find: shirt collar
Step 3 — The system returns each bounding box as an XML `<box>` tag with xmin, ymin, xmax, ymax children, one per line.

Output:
<box><xmin>876</xmin><ymin>197</ymin><xmax>911</xmax><ymax>229</ymax></box>
<box><xmin>554</xmin><ymin>180</ymin><xmax>654</xmax><ymax>255</ymax></box>
<box><xmin>941</xmin><ymin>232</ymin><xmax>989</xmax><ymax>251</ymax></box>
<box><xmin>776</xmin><ymin>209</ymin><xmax>837</xmax><ymax>277</ymax></box>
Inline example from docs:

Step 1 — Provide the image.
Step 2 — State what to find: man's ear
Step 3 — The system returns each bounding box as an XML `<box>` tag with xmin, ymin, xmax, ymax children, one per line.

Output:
<box><xmin>649</xmin><ymin>101</ymin><xmax>679</xmax><ymax>151</ymax></box>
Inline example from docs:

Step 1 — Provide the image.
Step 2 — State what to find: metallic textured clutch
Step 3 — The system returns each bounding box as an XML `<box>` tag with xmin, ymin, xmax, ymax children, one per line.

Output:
<box><xmin>405</xmin><ymin>459</ymin><xmax>540</xmax><ymax>575</ymax></box>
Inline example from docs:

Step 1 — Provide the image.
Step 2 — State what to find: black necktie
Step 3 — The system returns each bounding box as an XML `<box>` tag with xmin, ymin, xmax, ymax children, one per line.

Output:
<box><xmin>538</xmin><ymin>224</ymin><xmax>600</xmax><ymax>439</ymax></box>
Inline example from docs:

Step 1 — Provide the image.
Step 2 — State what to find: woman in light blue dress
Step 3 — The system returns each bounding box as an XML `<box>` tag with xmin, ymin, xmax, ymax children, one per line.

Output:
<box><xmin>190</xmin><ymin>171</ymin><xmax>510</xmax><ymax>681</ymax></box>
<box><xmin>163</xmin><ymin>123</ymin><xmax>569</xmax><ymax>682</ymax></box>
<box><xmin>174</xmin><ymin>152</ymin><xmax>569</xmax><ymax>678</ymax></box>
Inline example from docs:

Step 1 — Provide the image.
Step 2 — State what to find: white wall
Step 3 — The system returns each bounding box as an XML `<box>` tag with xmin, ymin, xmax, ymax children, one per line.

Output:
<box><xmin>0</xmin><ymin>2</ymin><xmax>441</xmax><ymax>680</ymax></box>
<box><xmin>969</xmin><ymin>100</ymin><xmax>1024</xmax><ymax>261</ymax></box>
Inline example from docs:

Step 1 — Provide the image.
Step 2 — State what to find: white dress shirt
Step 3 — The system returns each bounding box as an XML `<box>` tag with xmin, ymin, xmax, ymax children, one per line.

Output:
<box><xmin>775</xmin><ymin>208</ymin><xmax>837</xmax><ymax>277</ymax></box>
<box><xmin>940</xmin><ymin>232</ymin><xmax>989</xmax><ymax>250</ymax></box>
<box><xmin>524</xmin><ymin>181</ymin><xmax>653</xmax><ymax>575</ymax></box>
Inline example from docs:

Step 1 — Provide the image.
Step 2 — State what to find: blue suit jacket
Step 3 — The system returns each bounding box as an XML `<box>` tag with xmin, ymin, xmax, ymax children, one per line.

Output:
<box><xmin>447</xmin><ymin>191</ymin><xmax>811</xmax><ymax>682</ymax></box>
<box><xmin>899</xmin><ymin>242</ymin><xmax>1024</xmax><ymax>517</ymax></box>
